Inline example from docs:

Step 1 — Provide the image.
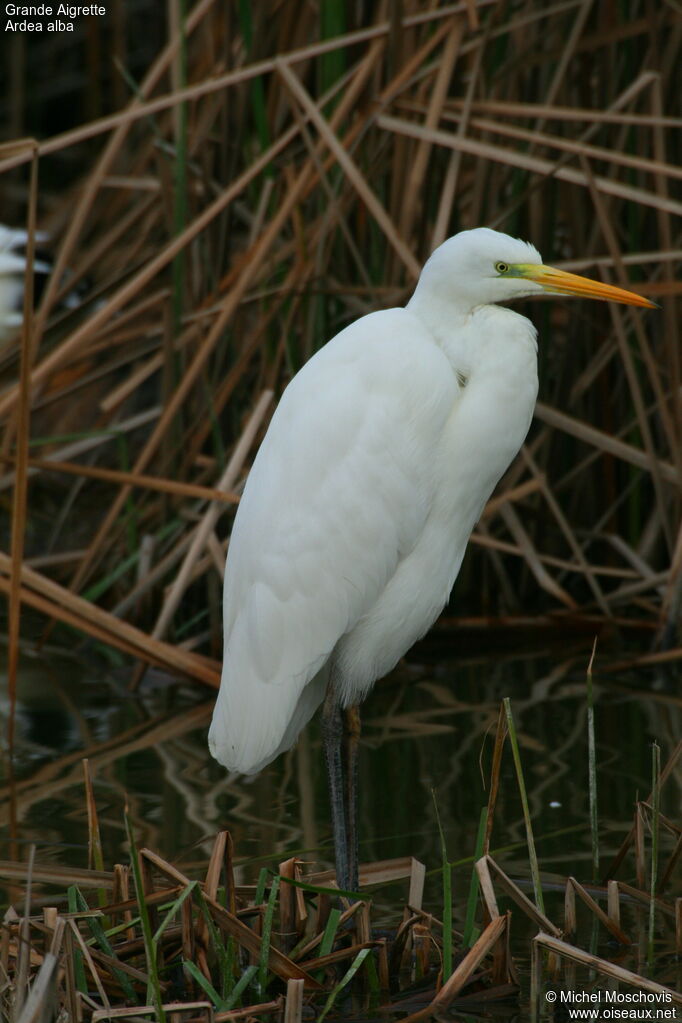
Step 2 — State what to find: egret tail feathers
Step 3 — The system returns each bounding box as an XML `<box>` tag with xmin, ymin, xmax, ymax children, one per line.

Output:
<box><xmin>208</xmin><ymin>662</ymin><xmax>328</xmax><ymax>775</ymax></box>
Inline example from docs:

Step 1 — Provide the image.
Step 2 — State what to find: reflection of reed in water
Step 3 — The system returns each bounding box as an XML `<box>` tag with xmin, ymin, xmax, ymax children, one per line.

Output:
<box><xmin>3</xmin><ymin>643</ymin><xmax>680</xmax><ymax>899</ymax></box>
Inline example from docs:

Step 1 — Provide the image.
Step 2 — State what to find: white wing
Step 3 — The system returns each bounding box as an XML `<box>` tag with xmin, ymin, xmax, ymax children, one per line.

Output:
<box><xmin>209</xmin><ymin>307</ymin><xmax>459</xmax><ymax>773</ymax></box>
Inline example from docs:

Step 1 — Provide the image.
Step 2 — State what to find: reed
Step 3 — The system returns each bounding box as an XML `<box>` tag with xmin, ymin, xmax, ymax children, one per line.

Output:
<box><xmin>503</xmin><ymin>698</ymin><xmax>545</xmax><ymax>915</ymax></box>
<box><xmin>0</xmin><ymin>1</ymin><xmax>678</xmax><ymax>681</ymax></box>
<box><xmin>432</xmin><ymin>789</ymin><xmax>453</xmax><ymax>980</ymax></box>
<box><xmin>586</xmin><ymin>639</ymin><xmax>599</xmax><ymax>881</ymax></box>
<box><xmin>1</xmin><ymin>7</ymin><xmax>680</xmax><ymax>1013</ymax></box>
<box><xmin>1</xmin><ymin>730</ymin><xmax>680</xmax><ymax>1022</ymax></box>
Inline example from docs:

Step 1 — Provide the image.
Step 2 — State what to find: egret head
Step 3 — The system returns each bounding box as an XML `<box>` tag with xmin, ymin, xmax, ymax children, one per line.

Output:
<box><xmin>414</xmin><ymin>226</ymin><xmax>656</xmax><ymax>313</ymax></box>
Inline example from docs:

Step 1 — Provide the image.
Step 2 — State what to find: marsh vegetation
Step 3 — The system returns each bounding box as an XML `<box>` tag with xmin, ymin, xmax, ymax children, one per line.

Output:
<box><xmin>0</xmin><ymin>0</ymin><xmax>680</xmax><ymax>1018</ymax></box>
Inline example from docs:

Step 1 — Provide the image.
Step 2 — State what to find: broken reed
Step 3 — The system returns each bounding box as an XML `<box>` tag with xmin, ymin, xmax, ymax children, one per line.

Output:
<box><xmin>0</xmin><ymin>0</ymin><xmax>679</xmax><ymax>682</ymax></box>
<box><xmin>3</xmin><ymin>704</ymin><xmax>681</xmax><ymax>1022</ymax></box>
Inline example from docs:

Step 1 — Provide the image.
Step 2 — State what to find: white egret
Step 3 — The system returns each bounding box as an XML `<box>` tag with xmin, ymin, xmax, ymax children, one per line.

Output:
<box><xmin>209</xmin><ymin>227</ymin><xmax>654</xmax><ymax>891</ymax></box>
<box><xmin>0</xmin><ymin>226</ymin><xmax>50</xmax><ymax>342</ymax></box>
<box><xmin>0</xmin><ymin>225</ymin><xmax>88</xmax><ymax>343</ymax></box>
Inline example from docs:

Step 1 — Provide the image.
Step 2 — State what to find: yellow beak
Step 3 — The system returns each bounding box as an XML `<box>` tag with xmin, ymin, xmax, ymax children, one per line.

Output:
<box><xmin>518</xmin><ymin>264</ymin><xmax>657</xmax><ymax>309</ymax></box>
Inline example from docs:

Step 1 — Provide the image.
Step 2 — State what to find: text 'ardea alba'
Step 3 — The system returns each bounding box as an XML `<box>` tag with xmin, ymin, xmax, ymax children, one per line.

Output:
<box><xmin>209</xmin><ymin>227</ymin><xmax>655</xmax><ymax>891</ymax></box>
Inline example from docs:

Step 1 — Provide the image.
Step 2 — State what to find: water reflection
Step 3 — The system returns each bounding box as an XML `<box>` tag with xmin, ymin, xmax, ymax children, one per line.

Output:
<box><xmin>2</xmin><ymin>636</ymin><xmax>681</xmax><ymax>1011</ymax></box>
<box><xmin>1</xmin><ymin>636</ymin><xmax>680</xmax><ymax>912</ymax></box>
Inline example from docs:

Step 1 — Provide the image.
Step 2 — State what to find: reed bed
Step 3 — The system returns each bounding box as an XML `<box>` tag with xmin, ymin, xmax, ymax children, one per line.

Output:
<box><xmin>0</xmin><ymin>1</ymin><xmax>679</xmax><ymax>686</ymax></box>
<box><xmin>1</xmin><ymin>3</ymin><xmax>681</xmax><ymax>1013</ymax></box>
<box><xmin>2</xmin><ymin>702</ymin><xmax>680</xmax><ymax>1022</ymax></box>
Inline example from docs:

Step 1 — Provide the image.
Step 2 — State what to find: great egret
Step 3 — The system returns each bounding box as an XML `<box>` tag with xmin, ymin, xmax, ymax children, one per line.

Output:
<box><xmin>0</xmin><ymin>226</ymin><xmax>49</xmax><ymax>342</ymax></box>
<box><xmin>209</xmin><ymin>227</ymin><xmax>654</xmax><ymax>891</ymax></box>
<box><xmin>0</xmin><ymin>225</ymin><xmax>87</xmax><ymax>343</ymax></box>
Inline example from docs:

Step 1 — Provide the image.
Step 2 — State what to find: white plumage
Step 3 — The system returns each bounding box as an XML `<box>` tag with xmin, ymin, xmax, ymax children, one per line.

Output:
<box><xmin>208</xmin><ymin>227</ymin><xmax>653</xmax><ymax>784</ymax></box>
<box><xmin>0</xmin><ymin>225</ymin><xmax>50</xmax><ymax>343</ymax></box>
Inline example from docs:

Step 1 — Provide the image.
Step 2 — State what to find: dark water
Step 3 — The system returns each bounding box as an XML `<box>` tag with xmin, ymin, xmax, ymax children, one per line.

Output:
<box><xmin>2</xmin><ymin>631</ymin><xmax>681</xmax><ymax>1012</ymax></box>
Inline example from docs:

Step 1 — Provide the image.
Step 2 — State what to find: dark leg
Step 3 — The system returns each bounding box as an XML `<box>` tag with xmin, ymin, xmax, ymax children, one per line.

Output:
<box><xmin>344</xmin><ymin>706</ymin><xmax>361</xmax><ymax>892</ymax></box>
<box><xmin>322</xmin><ymin>683</ymin><xmax>352</xmax><ymax>892</ymax></box>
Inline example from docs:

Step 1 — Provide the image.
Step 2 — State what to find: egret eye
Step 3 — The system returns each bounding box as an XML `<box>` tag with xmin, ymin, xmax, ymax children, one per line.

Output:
<box><xmin>495</xmin><ymin>261</ymin><xmax>509</xmax><ymax>274</ymax></box>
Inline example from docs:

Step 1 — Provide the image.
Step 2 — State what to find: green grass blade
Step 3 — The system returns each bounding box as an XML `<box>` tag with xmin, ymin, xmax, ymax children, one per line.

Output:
<box><xmin>317</xmin><ymin>948</ymin><xmax>371</xmax><ymax>1022</ymax></box>
<box><xmin>71</xmin><ymin>886</ymin><xmax>136</xmax><ymax>1002</ymax></box>
<box><xmin>183</xmin><ymin>960</ymin><xmax>230</xmax><ymax>1011</ymax></box>
<box><xmin>364</xmin><ymin>944</ymin><xmax>380</xmax><ymax>998</ymax></box>
<box><xmin>152</xmin><ymin>880</ymin><xmax>197</xmax><ymax>944</ymax></box>
<box><xmin>237</xmin><ymin>0</ymin><xmax>270</xmax><ymax>159</ymax></box>
<box><xmin>191</xmin><ymin>886</ymin><xmax>234</xmax><ymax>1000</ymax></box>
<box><xmin>124</xmin><ymin>808</ymin><xmax>166</xmax><ymax>1021</ymax></box>
<box><xmin>315</xmin><ymin>906</ymin><xmax>342</xmax><ymax>983</ymax></box>
<box><xmin>224</xmin><ymin>963</ymin><xmax>259</xmax><ymax>1011</ymax></box>
<box><xmin>83</xmin><ymin>518</ymin><xmax>181</xmax><ymax>602</ymax></box>
<box><xmin>67</xmin><ymin>886</ymin><xmax>87</xmax><ymax>994</ymax></box>
<box><xmin>319</xmin><ymin>907</ymin><xmax>342</xmax><ymax>957</ymax></box>
<box><xmin>432</xmin><ymin>789</ymin><xmax>452</xmax><ymax>980</ymax></box>
<box><xmin>463</xmin><ymin>807</ymin><xmax>488</xmax><ymax>948</ymax></box>
<box><xmin>254</xmin><ymin>866</ymin><xmax>269</xmax><ymax>906</ymax></box>
<box><xmin>276</xmin><ymin>874</ymin><xmax>363</xmax><ymax>899</ymax></box>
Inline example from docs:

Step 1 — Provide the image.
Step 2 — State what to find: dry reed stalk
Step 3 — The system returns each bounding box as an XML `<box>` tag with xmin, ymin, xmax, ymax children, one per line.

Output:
<box><xmin>299</xmin><ymin>939</ymin><xmax>379</xmax><ymax>973</ymax></box>
<box><xmin>0</xmin><ymin>1</ymin><xmax>678</xmax><ymax>704</ymax></box>
<box><xmin>401</xmin><ymin>914</ymin><xmax>508</xmax><ymax>1022</ymax></box>
<box><xmin>580</xmin><ymin>158</ymin><xmax>675</xmax><ymax>549</ymax></box>
<box><xmin>533</xmin><ymin>933</ymin><xmax>682</xmax><ymax>1007</ymax></box>
<box><xmin>2</xmin><ymin>456</ymin><xmax>240</xmax><ymax>505</ymax></box>
<box><xmin>61</xmin><ymin>84</ymin><xmax>362</xmax><ymax>598</ymax></box>
<box><xmin>0</xmin><ymin>861</ymin><xmax>114</xmax><ymax>889</ymax></box>
<box><xmin>430</xmin><ymin>105</ymin><xmax>682</xmax><ymax>184</ymax></box>
<box><xmin>151</xmin><ymin>390</ymin><xmax>272</xmax><ymax>641</ymax></box>
<box><xmin>607</xmin><ymin>879</ymin><xmax>620</xmax><ymax>930</ymax></box>
<box><xmin>605</xmin><ymin>646</ymin><xmax>682</xmax><ymax>670</ymax></box>
<box><xmin>616</xmin><ymin>881</ymin><xmax>679</xmax><ymax>920</ymax></box>
<box><xmin>25</xmin><ymin>0</ymin><xmax>222</xmax><ymax>368</ymax></box>
<box><xmin>534</xmin><ymin>403</ymin><xmax>678</xmax><ymax>484</ymax></box>
<box><xmin>276</xmin><ymin>60</ymin><xmax>420</xmax><ymax>278</ymax></box>
<box><xmin>0</xmin><ymin>553</ymin><xmax>220</xmax><ymax>685</ymax></box>
<box><xmin>398</xmin><ymin>19</ymin><xmax>464</xmax><ymax>245</ymax></box>
<box><xmin>649</xmin><ymin>77</ymin><xmax>681</xmax><ymax>484</ymax></box>
<box><xmin>0</xmin><ymin>407</ymin><xmax>161</xmax><ymax>493</ymax></box>
<box><xmin>564</xmin><ymin>878</ymin><xmax>630</xmax><ymax>945</ymax></box>
<box><xmin>0</xmin><ymin>2</ymin><xmax>484</xmax><ymax>178</ymax></box>
<box><xmin>602</xmin><ymin>741</ymin><xmax>682</xmax><ymax>882</ymax></box>
<box><xmin>109</xmin><ymin>533</ymin><xmax>198</xmax><ymax>620</ymax></box>
<box><xmin>0</xmin><ymin>124</ymin><xmax>300</xmax><ymax>421</ymax></box>
<box><xmin>475</xmin><ymin>856</ymin><xmax>560</xmax><ymax>937</ymax></box>
<box><xmin>483</xmin><ymin>703</ymin><xmax>506</xmax><ymax>855</ymax></box>
<box><xmin>52</xmin><ymin>31</ymin><xmax>394</xmax><ymax>613</ymax></box>
<box><xmin>7</xmin><ymin>146</ymin><xmax>38</xmax><ymax>759</ymax></box>
<box><xmin>91</xmin><ymin>1003</ymin><xmax>215</xmax><ymax>1021</ymax></box>
<box><xmin>284</xmin><ymin>979</ymin><xmax>303</xmax><ymax>1023</ymax></box>
<box><xmin>214</xmin><ymin>1001</ymin><xmax>282</xmax><ymax>1021</ymax></box>
<box><xmin>376</xmin><ymin>114</ymin><xmax>682</xmax><ymax>216</ymax></box>
<box><xmin>449</xmin><ymin>96</ymin><xmax>682</xmax><ymax>127</ymax></box>
<box><xmin>498</xmin><ymin>504</ymin><xmax>576</xmax><ymax>608</ymax></box>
